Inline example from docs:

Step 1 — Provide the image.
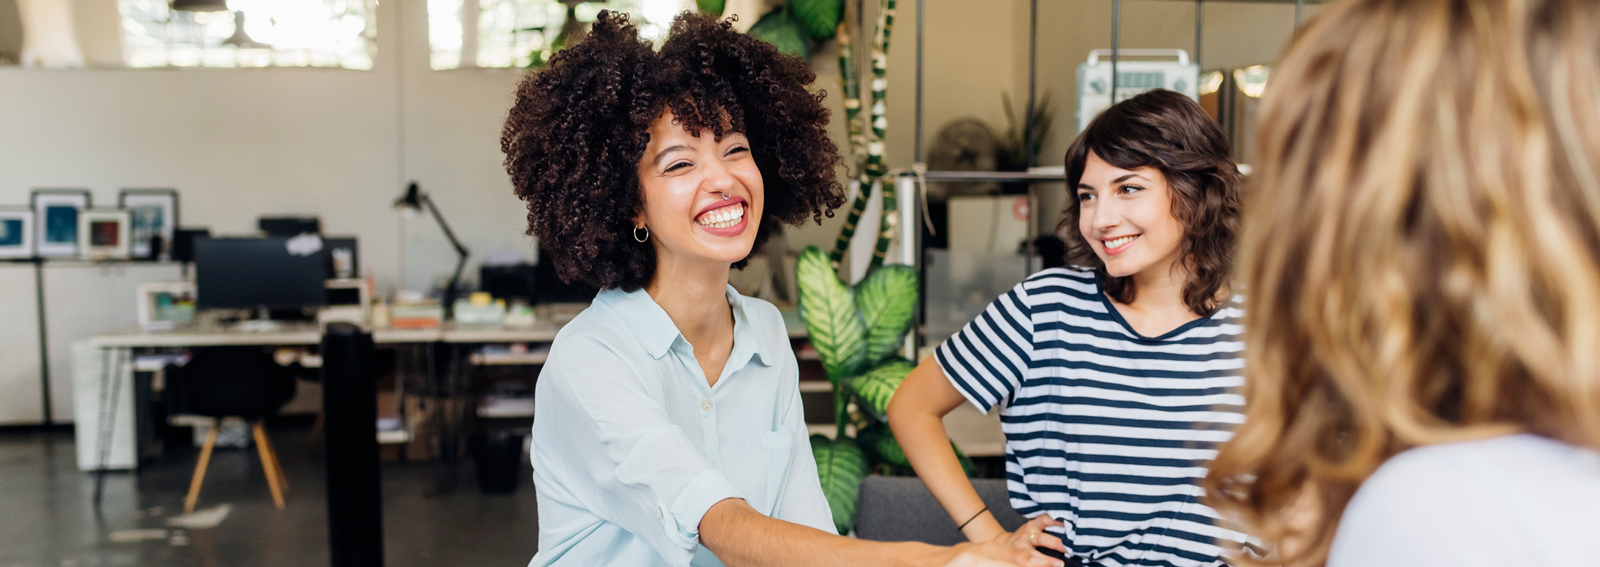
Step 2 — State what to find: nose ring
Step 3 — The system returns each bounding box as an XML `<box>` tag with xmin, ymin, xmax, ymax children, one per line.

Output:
<box><xmin>720</xmin><ymin>192</ymin><xmax>729</xmax><ymax>200</ymax></box>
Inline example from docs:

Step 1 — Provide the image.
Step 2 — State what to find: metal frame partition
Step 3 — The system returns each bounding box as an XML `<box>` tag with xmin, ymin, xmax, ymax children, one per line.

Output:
<box><xmin>905</xmin><ymin>0</ymin><xmax>1317</xmax><ymax>349</ymax></box>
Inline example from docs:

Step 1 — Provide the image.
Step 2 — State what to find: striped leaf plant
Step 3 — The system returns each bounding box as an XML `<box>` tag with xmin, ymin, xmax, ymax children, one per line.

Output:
<box><xmin>796</xmin><ymin>247</ymin><xmax>974</xmax><ymax>535</ymax></box>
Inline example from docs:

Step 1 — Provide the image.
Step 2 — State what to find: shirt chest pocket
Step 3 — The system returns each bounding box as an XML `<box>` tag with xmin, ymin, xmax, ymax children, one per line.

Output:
<box><xmin>756</xmin><ymin>430</ymin><xmax>794</xmax><ymax>517</ymax></box>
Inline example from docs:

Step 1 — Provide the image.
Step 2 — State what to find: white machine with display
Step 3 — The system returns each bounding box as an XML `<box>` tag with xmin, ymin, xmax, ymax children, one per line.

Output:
<box><xmin>1076</xmin><ymin>49</ymin><xmax>1200</xmax><ymax>133</ymax></box>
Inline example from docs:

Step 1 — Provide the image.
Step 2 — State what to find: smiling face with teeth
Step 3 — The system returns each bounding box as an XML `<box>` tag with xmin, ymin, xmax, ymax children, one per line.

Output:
<box><xmin>633</xmin><ymin>109</ymin><xmax>765</xmax><ymax>274</ymax></box>
<box><xmin>1076</xmin><ymin>151</ymin><xmax>1186</xmax><ymax>282</ymax></box>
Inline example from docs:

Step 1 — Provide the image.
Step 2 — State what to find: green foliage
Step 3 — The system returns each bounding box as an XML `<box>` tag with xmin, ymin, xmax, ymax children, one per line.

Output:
<box><xmin>996</xmin><ymin>90</ymin><xmax>1056</xmax><ymax>172</ymax></box>
<box><xmin>748</xmin><ymin>8</ymin><xmax>810</xmax><ymax>59</ymax></box>
<box><xmin>856</xmin><ymin>265</ymin><xmax>918</xmax><ymax>363</ymax></box>
<box><xmin>798</xmin><ymin>244</ymin><xmax>955</xmax><ymax>533</ymax></box>
<box><xmin>797</xmin><ymin>246</ymin><xmax>866</xmax><ymax>385</ymax></box>
<box><xmin>790</xmin><ymin>0</ymin><xmax>843</xmax><ymax>40</ymax></box>
<box><xmin>850</xmin><ymin>358</ymin><xmax>914</xmax><ymax>421</ymax></box>
<box><xmin>810</xmin><ymin>434</ymin><xmax>869</xmax><ymax>534</ymax></box>
<box><xmin>695</xmin><ymin>0</ymin><xmax>726</xmax><ymax>16</ymax></box>
<box><xmin>857</xmin><ymin>422</ymin><xmax>910</xmax><ymax>470</ymax></box>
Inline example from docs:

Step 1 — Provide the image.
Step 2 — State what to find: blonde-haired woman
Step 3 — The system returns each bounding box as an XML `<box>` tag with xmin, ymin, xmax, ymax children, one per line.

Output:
<box><xmin>1205</xmin><ymin>0</ymin><xmax>1600</xmax><ymax>566</ymax></box>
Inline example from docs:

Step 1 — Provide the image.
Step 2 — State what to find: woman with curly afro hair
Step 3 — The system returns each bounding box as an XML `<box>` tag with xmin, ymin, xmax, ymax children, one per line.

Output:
<box><xmin>504</xmin><ymin>10</ymin><xmax>1056</xmax><ymax>567</ymax></box>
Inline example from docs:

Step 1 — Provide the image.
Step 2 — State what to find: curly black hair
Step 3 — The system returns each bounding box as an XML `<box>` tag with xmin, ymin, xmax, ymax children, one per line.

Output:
<box><xmin>501</xmin><ymin>10</ymin><xmax>845</xmax><ymax>292</ymax></box>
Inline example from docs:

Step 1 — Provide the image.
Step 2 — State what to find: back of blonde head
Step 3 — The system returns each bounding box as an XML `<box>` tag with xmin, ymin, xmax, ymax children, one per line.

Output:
<box><xmin>1205</xmin><ymin>0</ymin><xmax>1600</xmax><ymax>564</ymax></box>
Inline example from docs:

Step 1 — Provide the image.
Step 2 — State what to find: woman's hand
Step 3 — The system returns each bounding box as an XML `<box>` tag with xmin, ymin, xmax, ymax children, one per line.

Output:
<box><xmin>940</xmin><ymin>547</ymin><xmax>1055</xmax><ymax>567</ymax></box>
<box><xmin>941</xmin><ymin>532</ymin><xmax>1065</xmax><ymax>567</ymax></box>
<box><xmin>935</xmin><ymin>516</ymin><xmax>1070</xmax><ymax>567</ymax></box>
<box><xmin>994</xmin><ymin>515</ymin><xmax>1068</xmax><ymax>557</ymax></box>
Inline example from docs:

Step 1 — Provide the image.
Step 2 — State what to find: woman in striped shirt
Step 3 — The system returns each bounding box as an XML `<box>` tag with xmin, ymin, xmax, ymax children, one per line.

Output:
<box><xmin>889</xmin><ymin>90</ymin><xmax>1248</xmax><ymax>567</ymax></box>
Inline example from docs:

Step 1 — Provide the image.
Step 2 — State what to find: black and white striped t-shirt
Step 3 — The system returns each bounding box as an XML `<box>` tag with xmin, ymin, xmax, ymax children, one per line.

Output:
<box><xmin>936</xmin><ymin>267</ymin><xmax>1248</xmax><ymax>567</ymax></box>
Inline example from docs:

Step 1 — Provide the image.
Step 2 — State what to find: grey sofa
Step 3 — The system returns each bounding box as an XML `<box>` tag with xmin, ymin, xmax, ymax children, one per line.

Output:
<box><xmin>854</xmin><ymin>476</ymin><xmax>1028</xmax><ymax>544</ymax></box>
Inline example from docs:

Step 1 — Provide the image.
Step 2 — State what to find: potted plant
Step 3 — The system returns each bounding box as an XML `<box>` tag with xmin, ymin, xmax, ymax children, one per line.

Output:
<box><xmin>796</xmin><ymin>246</ymin><xmax>975</xmax><ymax>534</ymax></box>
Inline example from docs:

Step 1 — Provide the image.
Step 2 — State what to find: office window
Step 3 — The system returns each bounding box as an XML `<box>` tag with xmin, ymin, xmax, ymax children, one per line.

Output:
<box><xmin>428</xmin><ymin>0</ymin><xmax>687</xmax><ymax>70</ymax></box>
<box><xmin>119</xmin><ymin>0</ymin><xmax>377</xmax><ymax>69</ymax></box>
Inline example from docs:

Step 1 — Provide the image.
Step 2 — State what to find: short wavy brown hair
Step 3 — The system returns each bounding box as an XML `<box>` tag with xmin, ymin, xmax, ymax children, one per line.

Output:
<box><xmin>1060</xmin><ymin>89</ymin><xmax>1241</xmax><ymax>315</ymax></box>
<box><xmin>501</xmin><ymin>11</ymin><xmax>844</xmax><ymax>291</ymax></box>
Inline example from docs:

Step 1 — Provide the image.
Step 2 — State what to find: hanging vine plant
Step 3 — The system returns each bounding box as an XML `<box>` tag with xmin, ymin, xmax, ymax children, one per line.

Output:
<box><xmin>706</xmin><ymin>0</ymin><xmax>959</xmax><ymax>536</ymax></box>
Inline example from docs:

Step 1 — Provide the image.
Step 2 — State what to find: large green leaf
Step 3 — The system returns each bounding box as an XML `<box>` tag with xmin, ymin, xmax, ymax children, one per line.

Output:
<box><xmin>790</xmin><ymin>0</ymin><xmax>843</xmax><ymax>40</ymax></box>
<box><xmin>810</xmin><ymin>434</ymin><xmax>869</xmax><ymax>534</ymax></box>
<box><xmin>797</xmin><ymin>246</ymin><xmax>866</xmax><ymax>384</ymax></box>
<box><xmin>748</xmin><ymin>8</ymin><xmax>810</xmax><ymax>59</ymax></box>
<box><xmin>856</xmin><ymin>265</ymin><xmax>919</xmax><ymax>364</ymax></box>
<box><xmin>695</xmin><ymin>0</ymin><xmax>725</xmax><ymax>16</ymax></box>
<box><xmin>850</xmin><ymin>358</ymin><xmax>914</xmax><ymax>421</ymax></box>
<box><xmin>856</xmin><ymin>422</ymin><xmax>910</xmax><ymax>469</ymax></box>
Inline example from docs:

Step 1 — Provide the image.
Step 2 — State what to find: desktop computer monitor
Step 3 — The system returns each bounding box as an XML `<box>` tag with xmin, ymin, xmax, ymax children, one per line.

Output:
<box><xmin>195</xmin><ymin>237</ymin><xmax>328</xmax><ymax>311</ymax></box>
<box><xmin>258</xmin><ymin>216</ymin><xmax>320</xmax><ymax>237</ymax></box>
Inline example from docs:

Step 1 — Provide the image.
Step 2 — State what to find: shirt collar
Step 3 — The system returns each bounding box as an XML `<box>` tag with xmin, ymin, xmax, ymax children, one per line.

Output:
<box><xmin>597</xmin><ymin>285</ymin><xmax>774</xmax><ymax>368</ymax></box>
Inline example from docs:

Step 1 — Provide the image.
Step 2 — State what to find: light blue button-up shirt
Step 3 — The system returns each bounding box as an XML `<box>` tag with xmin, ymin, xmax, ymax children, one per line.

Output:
<box><xmin>528</xmin><ymin>285</ymin><xmax>834</xmax><ymax>567</ymax></box>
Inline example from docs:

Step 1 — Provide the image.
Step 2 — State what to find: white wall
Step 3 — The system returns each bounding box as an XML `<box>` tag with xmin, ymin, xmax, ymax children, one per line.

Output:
<box><xmin>0</xmin><ymin>0</ymin><xmax>531</xmax><ymax>294</ymax></box>
<box><xmin>0</xmin><ymin>0</ymin><xmax>1317</xmax><ymax>290</ymax></box>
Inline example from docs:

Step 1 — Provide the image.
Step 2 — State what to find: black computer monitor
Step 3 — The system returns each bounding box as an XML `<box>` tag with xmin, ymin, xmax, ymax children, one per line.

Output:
<box><xmin>195</xmin><ymin>237</ymin><xmax>327</xmax><ymax>311</ymax></box>
<box><xmin>481</xmin><ymin>263</ymin><xmax>536</xmax><ymax>302</ymax></box>
<box><xmin>534</xmin><ymin>248</ymin><xmax>599</xmax><ymax>304</ymax></box>
<box><xmin>258</xmin><ymin>216</ymin><xmax>320</xmax><ymax>237</ymax></box>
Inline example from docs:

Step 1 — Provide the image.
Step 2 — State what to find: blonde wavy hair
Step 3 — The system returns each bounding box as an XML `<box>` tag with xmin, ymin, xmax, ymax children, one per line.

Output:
<box><xmin>1204</xmin><ymin>0</ymin><xmax>1600</xmax><ymax>565</ymax></box>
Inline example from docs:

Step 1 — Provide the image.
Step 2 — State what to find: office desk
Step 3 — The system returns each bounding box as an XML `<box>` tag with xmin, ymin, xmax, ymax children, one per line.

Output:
<box><xmin>76</xmin><ymin>320</ymin><xmax>568</xmax><ymax>470</ymax></box>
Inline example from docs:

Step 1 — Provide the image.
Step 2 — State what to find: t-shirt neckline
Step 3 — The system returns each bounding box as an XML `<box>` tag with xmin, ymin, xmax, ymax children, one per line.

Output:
<box><xmin>1092</xmin><ymin>275</ymin><xmax>1219</xmax><ymax>342</ymax></box>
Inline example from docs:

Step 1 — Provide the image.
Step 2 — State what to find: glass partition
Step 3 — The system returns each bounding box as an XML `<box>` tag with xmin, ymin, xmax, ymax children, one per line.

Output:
<box><xmin>426</xmin><ymin>0</ymin><xmax>687</xmax><ymax>70</ymax></box>
<box><xmin>0</xmin><ymin>0</ymin><xmax>376</xmax><ymax>69</ymax></box>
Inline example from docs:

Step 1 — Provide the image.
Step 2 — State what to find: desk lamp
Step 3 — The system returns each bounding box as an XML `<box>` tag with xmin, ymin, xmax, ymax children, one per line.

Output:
<box><xmin>395</xmin><ymin>182</ymin><xmax>470</xmax><ymax>319</ymax></box>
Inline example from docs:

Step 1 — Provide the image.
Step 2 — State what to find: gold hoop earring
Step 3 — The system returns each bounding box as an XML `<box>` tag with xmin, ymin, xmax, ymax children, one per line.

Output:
<box><xmin>633</xmin><ymin>226</ymin><xmax>649</xmax><ymax>243</ymax></box>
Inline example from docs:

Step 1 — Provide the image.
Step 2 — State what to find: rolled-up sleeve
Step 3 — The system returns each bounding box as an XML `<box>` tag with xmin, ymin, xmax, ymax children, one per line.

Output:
<box><xmin>551</xmin><ymin>336</ymin><xmax>744</xmax><ymax>566</ymax></box>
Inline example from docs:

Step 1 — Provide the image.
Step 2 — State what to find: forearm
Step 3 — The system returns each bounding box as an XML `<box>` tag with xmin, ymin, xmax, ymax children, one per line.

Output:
<box><xmin>888</xmin><ymin>360</ymin><xmax>1007</xmax><ymax>542</ymax></box>
<box><xmin>890</xmin><ymin>402</ymin><xmax>1004</xmax><ymax>541</ymax></box>
<box><xmin>699</xmin><ymin>498</ymin><xmax>947</xmax><ymax>567</ymax></box>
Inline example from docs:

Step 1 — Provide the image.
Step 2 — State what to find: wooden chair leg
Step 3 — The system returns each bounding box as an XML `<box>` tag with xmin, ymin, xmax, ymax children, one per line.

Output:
<box><xmin>260</xmin><ymin>428</ymin><xmax>289</xmax><ymax>493</ymax></box>
<box><xmin>184</xmin><ymin>426</ymin><xmax>218</xmax><ymax>514</ymax></box>
<box><xmin>252</xmin><ymin>422</ymin><xmax>286</xmax><ymax>510</ymax></box>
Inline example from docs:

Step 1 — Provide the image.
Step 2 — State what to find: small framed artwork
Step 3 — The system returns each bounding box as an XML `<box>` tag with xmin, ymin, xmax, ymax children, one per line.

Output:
<box><xmin>136</xmin><ymin>282</ymin><xmax>196</xmax><ymax>331</ymax></box>
<box><xmin>78</xmin><ymin>208</ymin><xmax>131</xmax><ymax>260</ymax></box>
<box><xmin>0</xmin><ymin>208</ymin><xmax>33</xmax><ymax>258</ymax></box>
<box><xmin>31</xmin><ymin>189</ymin><xmax>91</xmax><ymax>257</ymax></box>
<box><xmin>119</xmin><ymin>189</ymin><xmax>178</xmax><ymax>259</ymax></box>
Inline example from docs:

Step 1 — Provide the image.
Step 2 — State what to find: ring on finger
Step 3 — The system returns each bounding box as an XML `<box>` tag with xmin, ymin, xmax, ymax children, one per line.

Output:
<box><xmin>1028</xmin><ymin>532</ymin><xmax>1036</xmax><ymax>546</ymax></box>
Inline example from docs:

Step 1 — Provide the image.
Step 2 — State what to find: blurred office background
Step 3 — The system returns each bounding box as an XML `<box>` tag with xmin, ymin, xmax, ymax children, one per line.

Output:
<box><xmin>0</xmin><ymin>1</ymin><xmax>1310</xmax><ymax>565</ymax></box>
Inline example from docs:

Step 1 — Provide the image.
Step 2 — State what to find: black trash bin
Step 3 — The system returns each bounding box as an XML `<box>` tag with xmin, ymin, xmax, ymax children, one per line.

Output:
<box><xmin>474</xmin><ymin>429</ymin><xmax>527</xmax><ymax>494</ymax></box>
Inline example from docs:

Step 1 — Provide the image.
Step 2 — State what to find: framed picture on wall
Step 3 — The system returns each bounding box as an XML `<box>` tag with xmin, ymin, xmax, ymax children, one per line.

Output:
<box><xmin>31</xmin><ymin>189</ymin><xmax>91</xmax><ymax>257</ymax></box>
<box><xmin>119</xmin><ymin>189</ymin><xmax>178</xmax><ymax>260</ymax></box>
<box><xmin>78</xmin><ymin>208</ymin><xmax>131</xmax><ymax>260</ymax></box>
<box><xmin>0</xmin><ymin>208</ymin><xmax>34</xmax><ymax>258</ymax></box>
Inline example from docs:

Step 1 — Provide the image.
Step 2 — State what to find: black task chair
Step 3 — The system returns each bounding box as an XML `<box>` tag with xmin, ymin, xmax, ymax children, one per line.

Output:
<box><xmin>171</xmin><ymin>346</ymin><xmax>298</xmax><ymax>513</ymax></box>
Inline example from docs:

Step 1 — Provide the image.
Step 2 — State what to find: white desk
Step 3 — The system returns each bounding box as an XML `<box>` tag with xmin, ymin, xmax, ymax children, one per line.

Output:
<box><xmin>76</xmin><ymin>320</ymin><xmax>567</xmax><ymax>471</ymax></box>
<box><xmin>74</xmin><ymin>310</ymin><xmax>997</xmax><ymax>475</ymax></box>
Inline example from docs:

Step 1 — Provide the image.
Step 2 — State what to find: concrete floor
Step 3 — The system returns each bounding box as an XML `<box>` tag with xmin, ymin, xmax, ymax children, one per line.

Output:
<box><xmin>0</xmin><ymin>424</ymin><xmax>539</xmax><ymax>567</ymax></box>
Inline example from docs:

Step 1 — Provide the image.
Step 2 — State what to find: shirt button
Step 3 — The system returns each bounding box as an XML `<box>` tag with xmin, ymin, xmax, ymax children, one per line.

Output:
<box><xmin>701</xmin><ymin>400</ymin><xmax>712</xmax><ymax>412</ymax></box>
<box><xmin>656</xmin><ymin>507</ymin><xmax>664</xmax><ymax>519</ymax></box>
